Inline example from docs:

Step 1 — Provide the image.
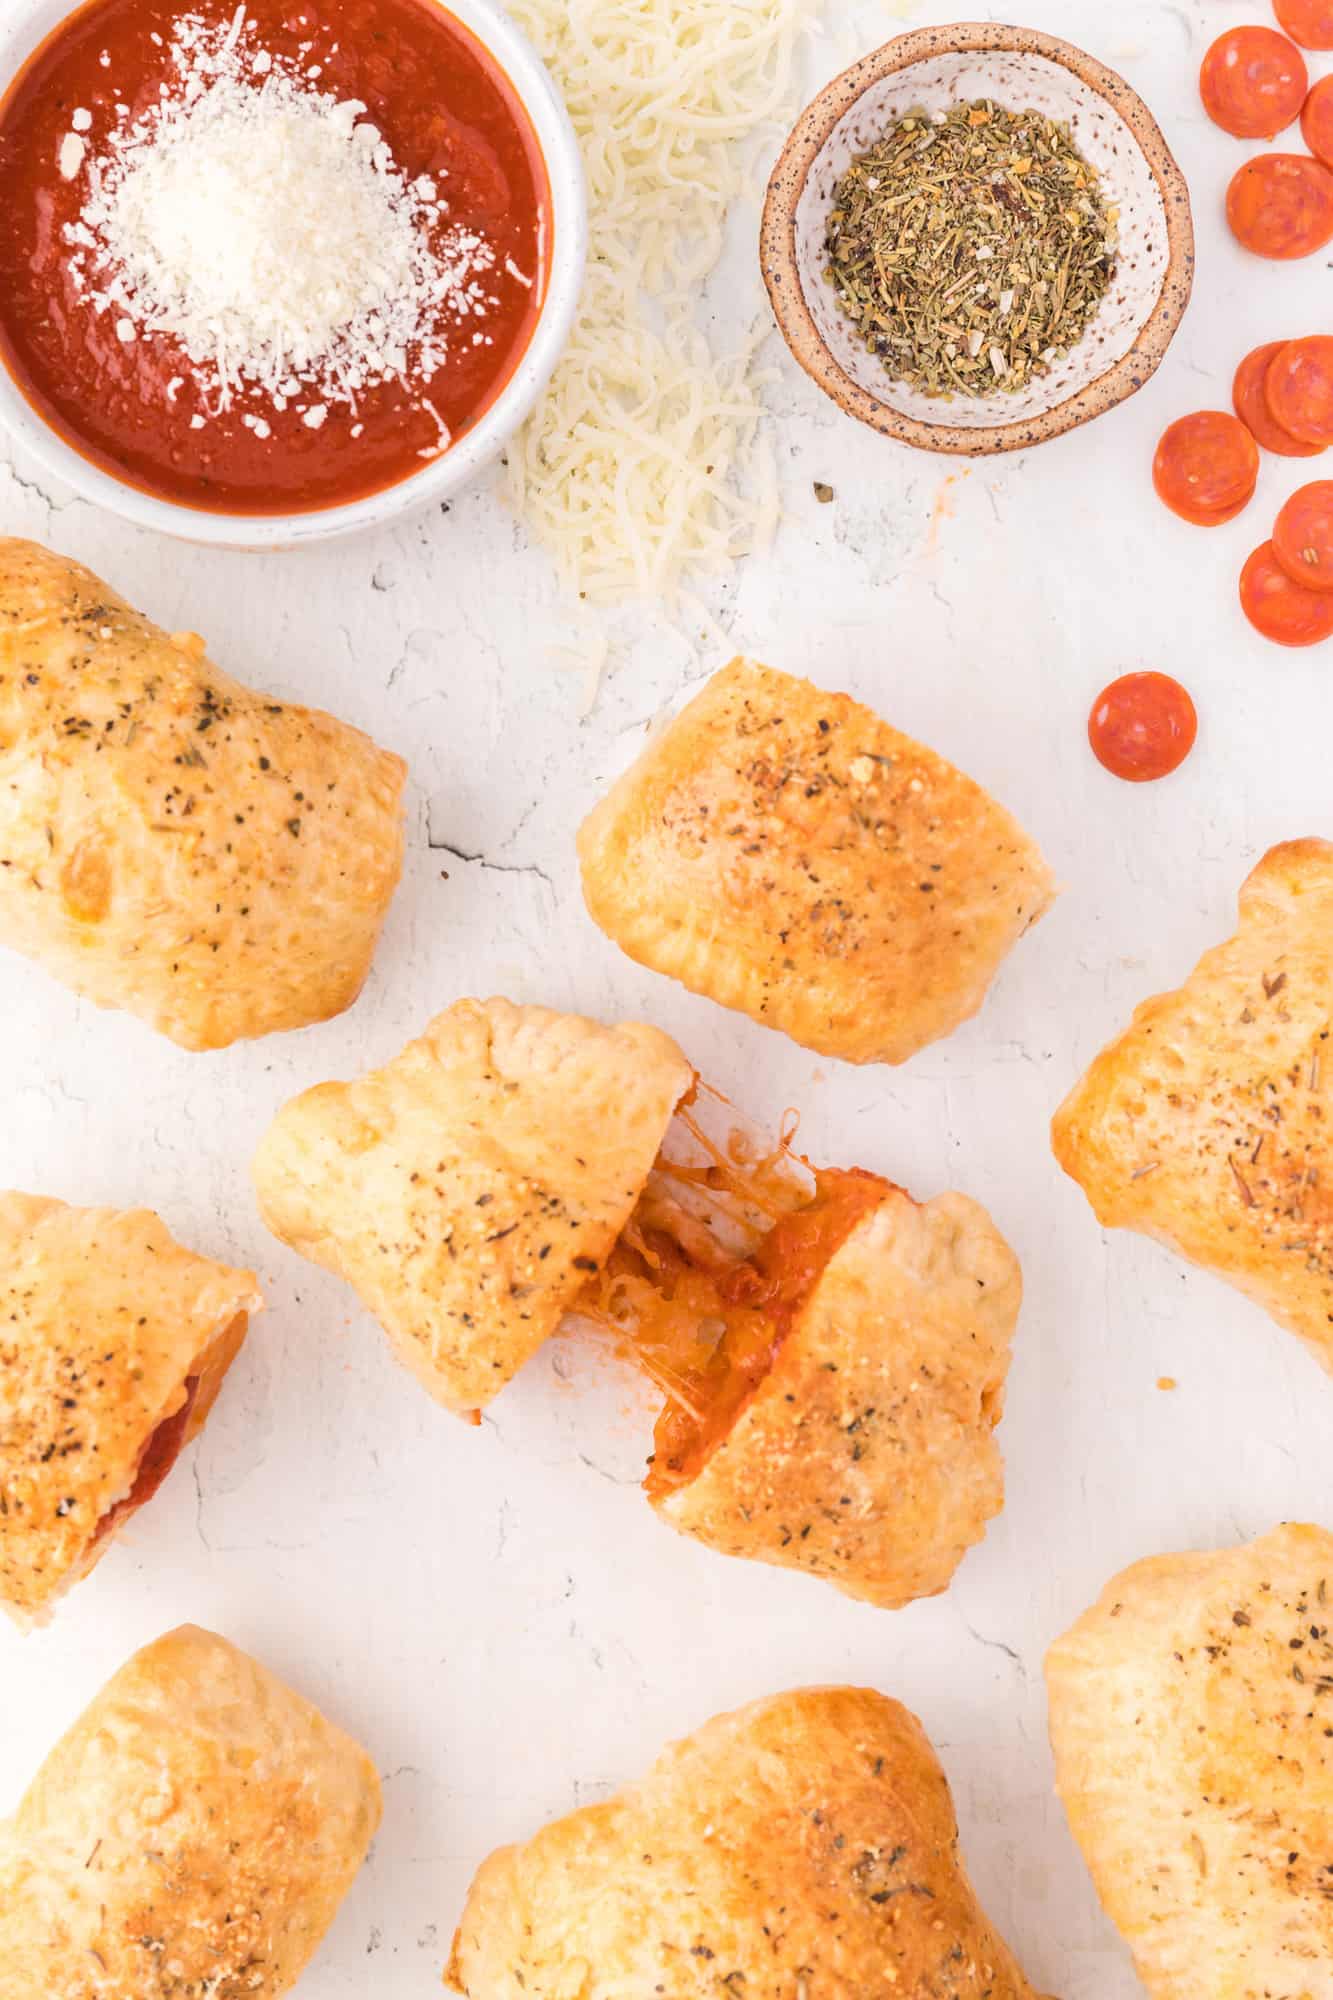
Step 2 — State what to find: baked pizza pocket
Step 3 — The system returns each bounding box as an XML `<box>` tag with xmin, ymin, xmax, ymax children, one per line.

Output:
<box><xmin>578</xmin><ymin>656</ymin><xmax>1055</xmax><ymax>1065</ymax></box>
<box><xmin>1047</xmin><ymin>1524</ymin><xmax>1333</xmax><ymax>2000</ymax></box>
<box><xmin>0</xmin><ymin>1624</ymin><xmax>380</xmax><ymax>1995</ymax></box>
<box><xmin>255</xmin><ymin>997</ymin><xmax>1021</xmax><ymax>1608</ymax></box>
<box><xmin>448</xmin><ymin>1685</ymin><xmax>1046</xmax><ymax>2000</ymax></box>
<box><xmin>0</xmin><ymin>538</ymin><xmax>406</xmax><ymax>1049</ymax></box>
<box><xmin>1053</xmin><ymin>838</ymin><xmax>1333</xmax><ymax>1375</ymax></box>
<box><xmin>253</xmin><ymin>997</ymin><xmax>694</xmax><ymax>1416</ymax></box>
<box><xmin>0</xmin><ymin>1192</ymin><xmax>261</xmax><ymax>1629</ymax></box>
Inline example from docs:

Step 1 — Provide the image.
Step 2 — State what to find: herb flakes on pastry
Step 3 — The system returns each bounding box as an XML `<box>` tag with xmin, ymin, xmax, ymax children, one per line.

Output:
<box><xmin>254</xmin><ymin>998</ymin><xmax>694</xmax><ymax>1416</ymax></box>
<box><xmin>0</xmin><ymin>1624</ymin><xmax>381</xmax><ymax>1996</ymax></box>
<box><xmin>1046</xmin><ymin>1523</ymin><xmax>1333</xmax><ymax>2000</ymax></box>
<box><xmin>577</xmin><ymin>656</ymin><xmax>1056</xmax><ymax>1066</ymax></box>
<box><xmin>0</xmin><ymin>538</ymin><xmax>407</xmax><ymax>1049</ymax></box>
<box><xmin>446</xmin><ymin>1685</ymin><xmax>1046</xmax><ymax>2000</ymax></box>
<box><xmin>254</xmin><ymin>996</ymin><xmax>1021</xmax><ymax>1608</ymax></box>
<box><xmin>1052</xmin><ymin>839</ymin><xmax>1333</xmax><ymax>1375</ymax></box>
<box><xmin>0</xmin><ymin>1192</ymin><xmax>261</xmax><ymax>1629</ymax></box>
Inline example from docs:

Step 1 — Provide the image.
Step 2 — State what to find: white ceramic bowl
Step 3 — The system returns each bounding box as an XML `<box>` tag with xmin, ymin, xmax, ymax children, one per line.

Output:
<box><xmin>0</xmin><ymin>0</ymin><xmax>587</xmax><ymax>547</ymax></box>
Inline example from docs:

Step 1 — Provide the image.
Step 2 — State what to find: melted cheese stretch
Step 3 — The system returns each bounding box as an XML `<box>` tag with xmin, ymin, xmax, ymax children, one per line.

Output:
<box><xmin>506</xmin><ymin>0</ymin><xmax>817</xmax><ymax>607</ymax></box>
<box><xmin>577</xmin><ymin>1138</ymin><xmax>890</xmax><ymax>1495</ymax></box>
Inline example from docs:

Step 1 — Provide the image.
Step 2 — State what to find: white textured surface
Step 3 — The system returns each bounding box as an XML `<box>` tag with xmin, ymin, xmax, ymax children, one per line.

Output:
<box><xmin>0</xmin><ymin>2</ymin><xmax>1330</xmax><ymax>1995</ymax></box>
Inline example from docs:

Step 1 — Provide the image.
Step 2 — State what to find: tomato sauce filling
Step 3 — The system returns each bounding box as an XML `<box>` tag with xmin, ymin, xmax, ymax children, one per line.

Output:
<box><xmin>92</xmin><ymin>1374</ymin><xmax>199</xmax><ymax>1546</ymax></box>
<box><xmin>575</xmin><ymin>1100</ymin><xmax>892</xmax><ymax>1498</ymax></box>
<box><xmin>0</xmin><ymin>0</ymin><xmax>549</xmax><ymax>515</ymax></box>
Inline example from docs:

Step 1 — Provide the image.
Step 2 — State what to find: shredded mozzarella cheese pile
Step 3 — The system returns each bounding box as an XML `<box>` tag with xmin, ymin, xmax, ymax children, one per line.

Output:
<box><xmin>64</xmin><ymin>6</ymin><xmax>495</xmax><ymax>424</ymax></box>
<box><xmin>507</xmin><ymin>0</ymin><xmax>816</xmax><ymax>606</ymax></box>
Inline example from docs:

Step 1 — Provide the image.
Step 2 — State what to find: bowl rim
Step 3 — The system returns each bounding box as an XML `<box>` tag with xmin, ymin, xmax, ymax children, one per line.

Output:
<box><xmin>760</xmin><ymin>20</ymin><xmax>1195</xmax><ymax>457</ymax></box>
<box><xmin>0</xmin><ymin>0</ymin><xmax>588</xmax><ymax>548</ymax></box>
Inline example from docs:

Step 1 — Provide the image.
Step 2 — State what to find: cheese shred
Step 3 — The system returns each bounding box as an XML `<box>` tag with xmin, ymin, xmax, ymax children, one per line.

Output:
<box><xmin>65</xmin><ymin>8</ymin><xmax>495</xmax><ymax>427</ymax></box>
<box><xmin>507</xmin><ymin>0</ymin><xmax>816</xmax><ymax>607</ymax></box>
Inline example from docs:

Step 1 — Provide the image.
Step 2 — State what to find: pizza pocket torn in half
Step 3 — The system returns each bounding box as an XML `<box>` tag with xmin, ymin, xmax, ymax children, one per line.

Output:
<box><xmin>446</xmin><ymin>1685</ymin><xmax>1047</xmax><ymax>2000</ymax></box>
<box><xmin>254</xmin><ymin>996</ymin><xmax>1021</xmax><ymax>1608</ymax></box>
<box><xmin>1046</xmin><ymin>1523</ymin><xmax>1333</xmax><ymax>2000</ymax></box>
<box><xmin>1052</xmin><ymin>838</ymin><xmax>1333</xmax><ymax>1376</ymax></box>
<box><xmin>577</xmin><ymin>656</ymin><xmax>1056</xmax><ymax>1066</ymax></box>
<box><xmin>0</xmin><ymin>1192</ymin><xmax>261</xmax><ymax>1629</ymax></box>
<box><xmin>0</xmin><ymin>1624</ymin><xmax>381</xmax><ymax>1997</ymax></box>
<box><xmin>0</xmin><ymin>538</ymin><xmax>407</xmax><ymax>1050</ymax></box>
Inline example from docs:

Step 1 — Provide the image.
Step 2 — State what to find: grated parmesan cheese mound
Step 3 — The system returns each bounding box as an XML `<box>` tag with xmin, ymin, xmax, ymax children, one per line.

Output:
<box><xmin>64</xmin><ymin>6</ymin><xmax>495</xmax><ymax>424</ymax></box>
<box><xmin>508</xmin><ymin>0</ymin><xmax>817</xmax><ymax>607</ymax></box>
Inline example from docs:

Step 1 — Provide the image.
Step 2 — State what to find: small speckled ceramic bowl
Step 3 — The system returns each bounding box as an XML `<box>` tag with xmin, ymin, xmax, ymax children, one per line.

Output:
<box><xmin>761</xmin><ymin>23</ymin><xmax>1194</xmax><ymax>455</ymax></box>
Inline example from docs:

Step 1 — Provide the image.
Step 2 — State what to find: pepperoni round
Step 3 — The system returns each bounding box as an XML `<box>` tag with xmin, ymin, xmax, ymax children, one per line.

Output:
<box><xmin>1088</xmin><ymin>674</ymin><xmax>1198</xmax><ymax>783</ymax></box>
<box><xmin>1274</xmin><ymin>0</ymin><xmax>1333</xmax><ymax>50</ymax></box>
<box><xmin>1266</xmin><ymin>336</ymin><xmax>1333</xmax><ymax>445</ymax></box>
<box><xmin>1233</xmin><ymin>341</ymin><xmax>1325</xmax><ymax>457</ymax></box>
<box><xmin>1272</xmin><ymin>480</ymin><xmax>1333</xmax><ymax>590</ymax></box>
<box><xmin>1199</xmin><ymin>27</ymin><xmax>1308</xmax><ymax>138</ymax></box>
<box><xmin>1226</xmin><ymin>152</ymin><xmax>1333</xmax><ymax>258</ymax></box>
<box><xmin>1302</xmin><ymin>73</ymin><xmax>1333</xmax><ymax>169</ymax></box>
<box><xmin>1152</xmin><ymin>411</ymin><xmax>1260</xmax><ymax>525</ymax></box>
<box><xmin>1240</xmin><ymin>540</ymin><xmax>1333</xmax><ymax>644</ymax></box>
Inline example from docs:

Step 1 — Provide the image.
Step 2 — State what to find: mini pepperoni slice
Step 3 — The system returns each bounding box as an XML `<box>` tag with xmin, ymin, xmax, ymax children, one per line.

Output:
<box><xmin>1088</xmin><ymin>673</ymin><xmax>1198</xmax><ymax>783</ymax></box>
<box><xmin>1233</xmin><ymin>341</ymin><xmax>1326</xmax><ymax>456</ymax></box>
<box><xmin>1240</xmin><ymin>540</ymin><xmax>1333</xmax><ymax>644</ymax></box>
<box><xmin>1274</xmin><ymin>0</ymin><xmax>1333</xmax><ymax>50</ymax></box>
<box><xmin>1266</xmin><ymin>335</ymin><xmax>1333</xmax><ymax>445</ymax></box>
<box><xmin>1302</xmin><ymin>73</ymin><xmax>1333</xmax><ymax>168</ymax></box>
<box><xmin>1226</xmin><ymin>152</ymin><xmax>1333</xmax><ymax>258</ymax></box>
<box><xmin>1272</xmin><ymin>480</ymin><xmax>1333</xmax><ymax>590</ymax></box>
<box><xmin>1199</xmin><ymin>27</ymin><xmax>1308</xmax><ymax>138</ymax></box>
<box><xmin>1153</xmin><ymin>410</ymin><xmax>1260</xmax><ymax>525</ymax></box>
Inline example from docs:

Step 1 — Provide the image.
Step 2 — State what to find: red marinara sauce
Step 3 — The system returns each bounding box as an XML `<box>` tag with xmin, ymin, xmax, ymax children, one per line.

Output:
<box><xmin>0</xmin><ymin>0</ymin><xmax>549</xmax><ymax>515</ymax></box>
<box><xmin>1088</xmin><ymin>673</ymin><xmax>1198</xmax><ymax>783</ymax></box>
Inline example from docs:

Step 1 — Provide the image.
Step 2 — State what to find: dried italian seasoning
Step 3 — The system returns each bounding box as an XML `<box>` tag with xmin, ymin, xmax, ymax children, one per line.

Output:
<box><xmin>824</xmin><ymin>100</ymin><xmax>1119</xmax><ymax>400</ymax></box>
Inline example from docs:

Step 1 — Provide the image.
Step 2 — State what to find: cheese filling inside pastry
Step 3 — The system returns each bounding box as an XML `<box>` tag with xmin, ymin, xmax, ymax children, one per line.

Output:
<box><xmin>635</xmin><ymin>1169</ymin><xmax>892</xmax><ymax>1497</ymax></box>
<box><xmin>575</xmin><ymin>1094</ymin><xmax>1019</xmax><ymax>1606</ymax></box>
<box><xmin>571</xmin><ymin>1100</ymin><xmax>894</xmax><ymax>1495</ymax></box>
<box><xmin>255</xmin><ymin>999</ymin><xmax>1020</xmax><ymax>1609</ymax></box>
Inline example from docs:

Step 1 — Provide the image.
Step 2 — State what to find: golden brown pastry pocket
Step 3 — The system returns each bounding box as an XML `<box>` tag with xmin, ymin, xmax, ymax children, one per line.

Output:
<box><xmin>1053</xmin><ymin>838</ymin><xmax>1333</xmax><ymax>1375</ymax></box>
<box><xmin>1047</xmin><ymin>1524</ymin><xmax>1333</xmax><ymax>2000</ymax></box>
<box><xmin>578</xmin><ymin>656</ymin><xmax>1056</xmax><ymax>1066</ymax></box>
<box><xmin>0</xmin><ymin>1192</ymin><xmax>261</xmax><ymax>1629</ymax></box>
<box><xmin>253</xmin><ymin>998</ymin><xmax>695</xmax><ymax>1414</ymax></box>
<box><xmin>447</xmin><ymin>1686</ymin><xmax>1045</xmax><ymax>2000</ymax></box>
<box><xmin>0</xmin><ymin>537</ymin><xmax>407</xmax><ymax>1049</ymax></box>
<box><xmin>0</xmin><ymin>1625</ymin><xmax>381</xmax><ymax>1995</ymax></box>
